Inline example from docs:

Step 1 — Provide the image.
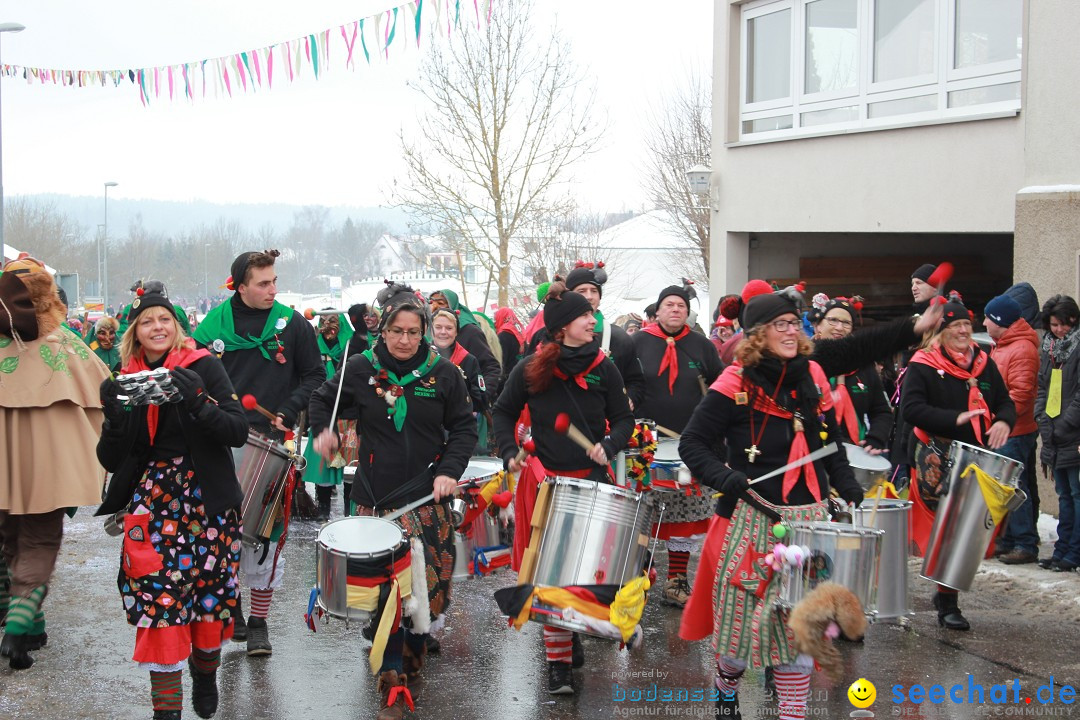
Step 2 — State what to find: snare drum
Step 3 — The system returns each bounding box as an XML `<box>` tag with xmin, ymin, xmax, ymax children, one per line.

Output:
<box><xmin>457</xmin><ymin>457</ymin><xmax>506</xmax><ymax>548</ymax></box>
<box><xmin>315</xmin><ymin>516</ymin><xmax>412</xmax><ymax>621</ymax></box>
<box><xmin>777</xmin><ymin>521</ymin><xmax>883</xmax><ymax>616</ymax></box>
<box><xmin>844</xmin><ymin>443</ymin><xmax>892</xmax><ymax>491</ymax></box>
<box><xmin>526</xmin><ymin>477</ymin><xmax>657</xmax><ymax>638</ymax></box>
<box><xmin>237</xmin><ymin>430</ymin><xmax>295</xmax><ymax>548</ymax></box>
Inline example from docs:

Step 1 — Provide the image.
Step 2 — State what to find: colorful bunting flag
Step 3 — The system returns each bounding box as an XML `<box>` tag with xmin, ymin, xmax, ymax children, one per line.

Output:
<box><xmin>0</xmin><ymin>0</ymin><xmax>483</xmax><ymax>104</ymax></box>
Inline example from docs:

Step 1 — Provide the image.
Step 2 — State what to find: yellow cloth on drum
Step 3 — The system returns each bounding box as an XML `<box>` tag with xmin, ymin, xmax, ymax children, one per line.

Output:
<box><xmin>509</xmin><ymin>586</ymin><xmax>610</xmax><ymax>631</ymax></box>
<box><xmin>963</xmin><ymin>463</ymin><xmax>1016</xmax><ymax>527</ymax></box>
<box><xmin>865</xmin><ymin>480</ymin><xmax>900</xmax><ymax>500</ymax></box>
<box><xmin>345</xmin><ymin>570</ymin><xmax>413</xmax><ymax>613</ymax></box>
<box><xmin>609</xmin><ymin>575</ymin><xmax>651</xmax><ymax>643</ymax></box>
<box><xmin>478</xmin><ymin>476</ymin><xmax>503</xmax><ymax>505</ymax></box>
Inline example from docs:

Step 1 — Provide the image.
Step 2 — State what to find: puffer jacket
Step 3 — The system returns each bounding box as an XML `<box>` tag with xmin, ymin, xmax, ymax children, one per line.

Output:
<box><xmin>1034</xmin><ymin>333</ymin><xmax>1080</xmax><ymax>469</ymax></box>
<box><xmin>989</xmin><ymin>318</ymin><xmax>1040</xmax><ymax>436</ymax></box>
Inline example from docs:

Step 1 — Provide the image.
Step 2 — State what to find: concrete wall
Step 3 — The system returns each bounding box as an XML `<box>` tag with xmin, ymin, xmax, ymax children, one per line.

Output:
<box><xmin>709</xmin><ymin>0</ymin><xmax>1027</xmax><ymax>295</ymax></box>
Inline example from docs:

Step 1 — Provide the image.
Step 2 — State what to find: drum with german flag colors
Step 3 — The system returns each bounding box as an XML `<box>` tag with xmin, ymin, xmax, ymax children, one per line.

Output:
<box><xmin>315</xmin><ymin>516</ymin><xmax>412</xmax><ymax>621</ymax></box>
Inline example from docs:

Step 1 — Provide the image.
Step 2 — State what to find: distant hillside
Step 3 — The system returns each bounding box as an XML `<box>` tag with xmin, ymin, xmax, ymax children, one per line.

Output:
<box><xmin>13</xmin><ymin>194</ymin><xmax>412</xmax><ymax>238</ymax></box>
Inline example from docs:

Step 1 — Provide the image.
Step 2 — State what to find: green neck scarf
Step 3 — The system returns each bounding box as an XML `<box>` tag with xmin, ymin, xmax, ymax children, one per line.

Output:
<box><xmin>193</xmin><ymin>299</ymin><xmax>294</xmax><ymax>361</ymax></box>
<box><xmin>363</xmin><ymin>346</ymin><xmax>440</xmax><ymax>432</ymax></box>
<box><xmin>593</xmin><ymin>310</ymin><xmax>605</xmax><ymax>334</ymax></box>
<box><xmin>316</xmin><ymin>314</ymin><xmax>356</xmax><ymax>376</ymax></box>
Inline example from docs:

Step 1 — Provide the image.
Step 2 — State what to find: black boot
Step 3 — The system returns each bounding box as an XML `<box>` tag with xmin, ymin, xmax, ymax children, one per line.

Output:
<box><xmin>717</xmin><ymin>691</ymin><xmax>742</xmax><ymax>718</ymax></box>
<box><xmin>190</xmin><ymin>664</ymin><xmax>219</xmax><ymax>719</ymax></box>
<box><xmin>570</xmin><ymin>633</ymin><xmax>585</xmax><ymax>669</ymax></box>
<box><xmin>342</xmin><ymin>482</ymin><xmax>353</xmax><ymax>517</ymax></box>
<box><xmin>0</xmin><ymin>632</ymin><xmax>34</xmax><ymax>670</ymax></box>
<box><xmin>315</xmin><ymin>485</ymin><xmax>332</xmax><ymax>521</ymax></box>
<box><xmin>933</xmin><ymin>591</ymin><xmax>970</xmax><ymax>631</ymax></box>
<box><xmin>153</xmin><ymin>711</ymin><xmax>181</xmax><ymax>720</ymax></box>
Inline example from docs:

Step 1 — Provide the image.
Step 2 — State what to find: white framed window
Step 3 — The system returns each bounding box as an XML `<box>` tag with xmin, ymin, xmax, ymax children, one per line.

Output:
<box><xmin>736</xmin><ymin>0</ymin><xmax>1022</xmax><ymax>141</ymax></box>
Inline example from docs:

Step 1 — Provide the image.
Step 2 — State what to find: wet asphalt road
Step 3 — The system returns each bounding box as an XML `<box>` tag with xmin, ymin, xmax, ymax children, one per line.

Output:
<box><xmin>2</xmin><ymin>504</ymin><xmax>1079</xmax><ymax>720</ymax></box>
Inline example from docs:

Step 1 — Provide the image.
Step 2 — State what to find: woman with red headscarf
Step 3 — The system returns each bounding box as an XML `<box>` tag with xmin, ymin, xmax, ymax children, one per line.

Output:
<box><xmin>495</xmin><ymin>307</ymin><xmax>525</xmax><ymax>394</ymax></box>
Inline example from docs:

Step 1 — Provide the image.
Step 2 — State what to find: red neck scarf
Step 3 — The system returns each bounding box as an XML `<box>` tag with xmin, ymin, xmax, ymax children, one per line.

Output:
<box><xmin>641</xmin><ymin>324</ymin><xmax>691</xmax><ymax>394</ymax></box>
<box><xmin>909</xmin><ymin>343</ymin><xmax>990</xmax><ymax>444</ymax></box>
<box><xmin>831</xmin><ymin>375</ymin><xmax>860</xmax><ymax>444</ymax></box>
<box><xmin>121</xmin><ymin>339</ymin><xmax>212</xmax><ymax>445</ymax></box>
<box><xmin>552</xmin><ymin>349</ymin><xmax>606</xmax><ymax>390</ymax></box>
<box><xmin>449</xmin><ymin>342</ymin><xmax>469</xmax><ymax>366</ymax></box>
<box><xmin>711</xmin><ymin>361</ymin><xmax>832</xmax><ymax>502</ymax></box>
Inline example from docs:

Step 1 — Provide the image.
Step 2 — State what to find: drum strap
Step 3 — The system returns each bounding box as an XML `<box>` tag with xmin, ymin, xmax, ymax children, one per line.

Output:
<box><xmin>358</xmin><ymin>464</ymin><xmax>435</xmax><ymax>512</ymax></box>
<box><xmin>738</xmin><ymin>491</ymin><xmax>782</xmax><ymax>523</ymax></box>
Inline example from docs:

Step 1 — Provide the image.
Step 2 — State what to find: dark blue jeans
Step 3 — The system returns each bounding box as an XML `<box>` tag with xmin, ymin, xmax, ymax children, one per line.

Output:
<box><xmin>1053</xmin><ymin>466</ymin><xmax>1080</xmax><ymax>565</ymax></box>
<box><xmin>997</xmin><ymin>433</ymin><xmax>1039</xmax><ymax>555</ymax></box>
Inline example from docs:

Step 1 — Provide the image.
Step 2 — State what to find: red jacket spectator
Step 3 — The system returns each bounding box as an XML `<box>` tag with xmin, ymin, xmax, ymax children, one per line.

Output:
<box><xmin>989</xmin><ymin>317</ymin><xmax>1040</xmax><ymax>436</ymax></box>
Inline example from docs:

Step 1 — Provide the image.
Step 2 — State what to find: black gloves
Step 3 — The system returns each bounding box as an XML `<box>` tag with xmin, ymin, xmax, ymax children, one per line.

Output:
<box><xmin>840</xmin><ymin>485</ymin><xmax>865</xmax><ymax>508</ymax></box>
<box><xmin>722</xmin><ymin>470</ymin><xmax>751</xmax><ymax>497</ymax></box>
<box><xmin>170</xmin><ymin>367</ymin><xmax>208</xmax><ymax>415</ymax></box>
<box><xmin>99</xmin><ymin>378</ymin><xmax>126</xmax><ymax>423</ymax></box>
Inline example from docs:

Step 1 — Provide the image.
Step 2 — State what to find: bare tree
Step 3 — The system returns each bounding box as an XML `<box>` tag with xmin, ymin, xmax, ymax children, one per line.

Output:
<box><xmin>3</xmin><ymin>197</ymin><xmax>90</xmax><ymax>273</ymax></box>
<box><xmin>393</xmin><ymin>2</ymin><xmax>601</xmax><ymax>305</ymax></box>
<box><xmin>642</xmin><ymin>72</ymin><xmax>711</xmax><ymax>283</ymax></box>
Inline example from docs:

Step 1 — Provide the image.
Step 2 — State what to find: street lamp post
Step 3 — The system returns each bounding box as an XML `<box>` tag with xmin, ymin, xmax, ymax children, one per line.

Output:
<box><xmin>204</xmin><ymin>243</ymin><xmax>209</xmax><ymax>302</ymax></box>
<box><xmin>96</xmin><ymin>223</ymin><xmax>104</xmax><ymax>297</ymax></box>
<box><xmin>103</xmin><ymin>181</ymin><xmax>118</xmax><ymax>309</ymax></box>
<box><xmin>0</xmin><ymin>22</ymin><xmax>26</xmax><ymax>263</ymax></box>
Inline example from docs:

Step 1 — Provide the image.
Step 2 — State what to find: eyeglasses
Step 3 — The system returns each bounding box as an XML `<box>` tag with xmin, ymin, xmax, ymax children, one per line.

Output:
<box><xmin>768</xmin><ymin>319</ymin><xmax>801</xmax><ymax>332</ymax></box>
<box><xmin>385</xmin><ymin>328</ymin><xmax>423</xmax><ymax>340</ymax></box>
<box><xmin>824</xmin><ymin>317</ymin><xmax>853</xmax><ymax>329</ymax></box>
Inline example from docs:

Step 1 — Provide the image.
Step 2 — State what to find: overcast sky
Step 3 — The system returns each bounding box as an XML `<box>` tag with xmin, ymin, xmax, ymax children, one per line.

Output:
<box><xmin>0</xmin><ymin>0</ymin><xmax>711</xmax><ymax>213</ymax></box>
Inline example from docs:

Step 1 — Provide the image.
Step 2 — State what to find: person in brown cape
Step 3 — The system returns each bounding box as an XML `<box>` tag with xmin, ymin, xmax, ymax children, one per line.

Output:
<box><xmin>0</xmin><ymin>253</ymin><xmax>109</xmax><ymax>669</ymax></box>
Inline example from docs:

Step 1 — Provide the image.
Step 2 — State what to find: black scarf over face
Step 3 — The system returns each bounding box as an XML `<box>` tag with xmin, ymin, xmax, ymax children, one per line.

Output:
<box><xmin>742</xmin><ymin>353</ymin><xmax>824</xmax><ymax>436</ymax></box>
<box><xmin>556</xmin><ymin>342</ymin><xmax>601</xmax><ymax>378</ymax></box>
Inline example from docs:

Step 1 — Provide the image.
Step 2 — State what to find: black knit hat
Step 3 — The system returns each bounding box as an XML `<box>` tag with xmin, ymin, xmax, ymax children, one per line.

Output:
<box><xmin>656</xmin><ymin>285</ymin><xmax>690</xmax><ymax>309</ymax></box>
<box><xmin>127</xmin><ymin>280</ymin><xmax>175</xmax><ymax>325</ymax></box>
<box><xmin>940</xmin><ymin>300</ymin><xmax>971</xmax><ymax>328</ymax></box>
<box><xmin>565</xmin><ymin>261</ymin><xmax>607</xmax><ymax>297</ymax></box>
<box><xmin>810</xmin><ymin>296</ymin><xmax>857</xmax><ymax>326</ymax></box>
<box><xmin>911</xmin><ymin>264</ymin><xmax>936</xmax><ymax>283</ymax></box>
<box><xmin>742</xmin><ymin>293</ymin><xmax>799</xmax><ymax>332</ymax></box>
<box><xmin>544</xmin><ymin>289</ymin><xmax>593</xmax><ymax>335</ymax></box>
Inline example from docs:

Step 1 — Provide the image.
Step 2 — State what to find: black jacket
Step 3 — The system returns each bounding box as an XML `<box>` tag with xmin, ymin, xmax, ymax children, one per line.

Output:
<box><xmin>1035</xmin><ymin>341</ymin><xmax>1080</xmax><ymax>469</ymax></box>
<box><xmin>528</xmin><ymin>322</ymin><xmax>646</xmax><ymax>410</ymax></box>
<box><xmin>633</xmin><ymin>325</ymin><xmax>723</xmax><ymax>433</ymax></box>
<box><xmin>679</xmin><ymin>363</ymin><xmax>862</xmax><ymax>518</ymax></box>
<box><xmin>437</xmin><ymin>344</ymin><xmax>488</xmax><ymax>414</ymax></box>
<box><xmin>199</xmin><ymin>295</ymin><xmax>326</xmax><ymax>431</ymax></box>
<box><xmin>458</xmin><ymin>323</ymin><xmax>501</xmax><ymax>405</ymax></box>
<box><xmin>492</xmin><ymin>346</ymin><xmax>634</xmax><ymax>474</ymax></box>
<box><xmin>829</xmin><ymin>365</ymin><xmax>894</xmax><ymax>450</ymax></box>
<box><xmin>96</xmin><ymin>355</ymin><xmax>249</xmax><ymax>517</ymax></box>
<box><xmin>308</xmin><ymin>341</ymin><xmax>477</xmax><ymax>509</ymax></box>
<box><xmin>900</xmin><ymin>345</ymin><xmax>1016</xmax><ymax>454</ymax></box>
<box><xmin>497</xmin><ymin>329</ymin><xmax>524</xmax><ymax>394</ymax></box>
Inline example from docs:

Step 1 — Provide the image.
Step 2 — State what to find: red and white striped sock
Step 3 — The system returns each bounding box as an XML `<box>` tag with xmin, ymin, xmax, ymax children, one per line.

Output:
<box><xmin>774</xmin><ymin>668</ymin><xmax>810</xmax><ymax>720</ymax></box>
<box><xmin>543</xmin><ymin>627</ymin><xmax>572</xmax><ymax>664</ymax></box>
<box><xmin>249</xmin><ymin>588</ymin><xmax>273</xmax><ymax>619</ymax></box>
<box><xmin>667</xmin><ymin>550</ymin><xmax>690</xmax><ymax>578</ymax></box>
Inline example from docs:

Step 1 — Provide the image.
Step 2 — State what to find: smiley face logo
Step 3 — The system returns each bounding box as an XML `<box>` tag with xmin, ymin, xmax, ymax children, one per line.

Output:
<box><xmin>848</xmin><ymin>678</ymin><xmax>876</xmax><ymax>708</ymax></box>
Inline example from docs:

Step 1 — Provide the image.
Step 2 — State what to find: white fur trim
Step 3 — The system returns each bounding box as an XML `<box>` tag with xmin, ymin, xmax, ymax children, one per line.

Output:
<box><xmin>407</xmin><ymin>537</ymin><xmax>431</xmax><ymax>635</ymax></box>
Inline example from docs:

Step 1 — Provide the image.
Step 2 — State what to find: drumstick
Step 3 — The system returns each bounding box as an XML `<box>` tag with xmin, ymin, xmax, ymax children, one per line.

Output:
<box><xmin>514</xmin><ymin>438</ymin><xmax>536</xmax><ymax>466</ymax></box>
<box><xmin>241</xmin><ymin>394</ymin><xmax>278</xmax><ymax>423</ymax></box>
<box><xmin>554</xmin><ymin>412</ymin><xmax>595</xmax><ymax>453</ymax></box>
<box><xmin>711</xmin><ymin>443</ymin><xmax>839</xmax><ymax>497</ymax></box>
<box><xmin>382</xmin><ymin>491</ymin><xmax>443</xmax><ymax>522</ymax></box>
<box><xmin>654</xmin><ymin>423</ymin><xmax>680</xmax><ymax>439</ymax></box>
<box><xmin>868</xmin><ymin>482</ymin><xmax>885</xmax><ymax>527</ymax></box>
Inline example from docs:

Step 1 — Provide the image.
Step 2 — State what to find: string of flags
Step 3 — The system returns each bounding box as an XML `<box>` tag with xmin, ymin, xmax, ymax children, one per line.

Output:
<box><xmin>0</xmin><ymin>0</ymin><xmax>493</xmax><ymax>105</ymax></box>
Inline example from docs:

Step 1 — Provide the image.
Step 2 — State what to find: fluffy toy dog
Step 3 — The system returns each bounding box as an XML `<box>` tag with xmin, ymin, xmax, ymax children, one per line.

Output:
<box><xmin>787</xmin><ymin>581</ymin><xmax>867</xmax><ymax>685</ymax></box>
